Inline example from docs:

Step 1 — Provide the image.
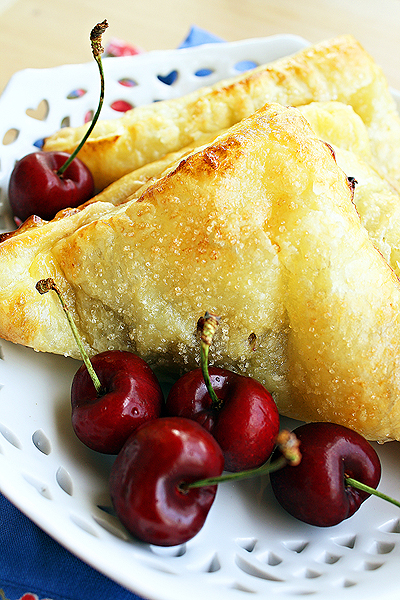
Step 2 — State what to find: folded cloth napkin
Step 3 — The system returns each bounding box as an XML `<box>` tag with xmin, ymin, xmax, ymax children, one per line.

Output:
<box><xmin>0</xmin><ymin>25</ymin><xmax>223</xmax><ymax>600</ymax></box>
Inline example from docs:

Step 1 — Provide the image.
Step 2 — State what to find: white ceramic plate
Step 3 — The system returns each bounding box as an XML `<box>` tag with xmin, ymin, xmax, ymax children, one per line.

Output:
<box><xmin>1</xmin><ymin>35</ymin><xmax>400</xmax><ymax>600</ymax></box>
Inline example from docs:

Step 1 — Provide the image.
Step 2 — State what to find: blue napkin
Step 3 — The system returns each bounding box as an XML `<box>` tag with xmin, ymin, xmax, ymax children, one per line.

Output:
<box><xmin>0</xmin><ymin>25</ymin><xmax>223</xmax><ymax>600</ymax></box>
<box><xmin>178</xmin><ymin>25</ymin><xmax>224</xmax><ymax>48</ymax></box>
<box><xmin>0</xmin><ymin>493</ymin><xmax>137</xmax><ymax>600</ymax></box>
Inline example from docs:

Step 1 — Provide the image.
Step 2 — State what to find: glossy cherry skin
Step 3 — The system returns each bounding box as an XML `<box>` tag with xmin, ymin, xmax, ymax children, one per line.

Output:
<box><xmin>8</xmin><ymin>151</ymin><xmax>94</xmax><ymax>222</ymax></box>
<box><xmin>269</xmin><ymin>422</ymin><xmax>381</xmax><ymax>527</ymax></box>
<box><xmin>109</xmin><ymin>417</ymin><xmax>225</xmax><ymax>546</ymax></box>
<box><xmin>71</xmin><ymin>350</ymin><xmax>163</xmax><ymax>454</ymax></box>
<box><xmin>165</xmin><ymin>367</ymin><xmax>280</xmax><ymax>472</ymax></box>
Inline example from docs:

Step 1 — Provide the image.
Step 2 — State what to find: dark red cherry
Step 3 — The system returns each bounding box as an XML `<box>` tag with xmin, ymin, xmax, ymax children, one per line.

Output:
<box><xmin>269</xmin><ymin>422</ymin><xmax>381</xmax><ymax>527</ymax></box>
<box><xmin>109</xmin><ymin>417</ymin><xmax>225</xmax><ymax>546</ymax></box>
<box><xmin>8</xmin><ymin>151</ymin><xmax>94</xmax><ymax>222</ymax></box>
<box><xmin>8</xmin><ymin>20</ymin><xmax>110</xmax><ymax>225</ymax></box>
<box><xmin>165</xmin><ymin>367</ymin><xmax>280</xmax><ymax>472</ymax></box>
<box><xmin>71</xmin><ymin>350</ymin><xmax>163</xmax><ymax>454</ymax></box>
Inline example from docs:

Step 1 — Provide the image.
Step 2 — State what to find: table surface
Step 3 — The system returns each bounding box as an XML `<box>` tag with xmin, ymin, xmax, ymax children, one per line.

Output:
<box><xmin>0</xmin><ymin>0</ymin><xmax>399</xmax><ymax>96</ymax></box>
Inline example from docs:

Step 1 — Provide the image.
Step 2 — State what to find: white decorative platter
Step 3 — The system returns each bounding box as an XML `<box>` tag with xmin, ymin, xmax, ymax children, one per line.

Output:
<box><xmin>1</xmin><ymin>35</ymin><xmax>400</xmax><ymax>600</ymax></box>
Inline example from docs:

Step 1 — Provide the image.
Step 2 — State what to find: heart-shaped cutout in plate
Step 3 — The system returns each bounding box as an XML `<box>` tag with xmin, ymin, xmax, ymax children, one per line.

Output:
<box><xmin>25</xmin><ymin>99</ymin><xmax>49</xmax><ymax>121</ymax></box>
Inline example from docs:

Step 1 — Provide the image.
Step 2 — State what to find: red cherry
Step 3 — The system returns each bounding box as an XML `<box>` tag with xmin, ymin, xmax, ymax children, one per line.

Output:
<box><xmin>8</xmin><ymin>21</ymin><xmax>110</xmax><ymax>225</ymax></box>
<box><xmin>165</xmin><ymin>367</ymin><xmax>280</xmax><ymax>472</ymax></box>
<box><xmin>109</xmin><ymin>417</ymin><xmax>224</xmax><ymax>546</ymax></box>
<box><xmin>36</xmin><ymin>278</ymin><xmax>163</xmax><ymax>454</ymax></box>
<box><xmin>8</xmin><ymin>151</ymin><xmax>94</xmax><ymax>222</ymax></box>
<box><xmin>269</xmin><ymin>422</ymin><xmax>381</xmax><ymax>527</ymax></box>
<box><xmin>71</xmin><ymin>350</ymin><xmax>164</xmax><ymax>454</ymax></box>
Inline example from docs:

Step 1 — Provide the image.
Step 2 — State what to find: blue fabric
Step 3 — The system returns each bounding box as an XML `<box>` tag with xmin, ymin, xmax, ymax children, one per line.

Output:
<box><xmin>178</xmin><ymin>25</ymin><xmax>224</xmax><ymax>48</ymax></box>
<box><xmin>0</xmin><ymin>494</ymin><xmax>140</xmax><ymax>600</ymax></box>
<box><xmin>0</xmin><ymin>25</ymin><xmax>222</xmax><ymax>600</ymax></box>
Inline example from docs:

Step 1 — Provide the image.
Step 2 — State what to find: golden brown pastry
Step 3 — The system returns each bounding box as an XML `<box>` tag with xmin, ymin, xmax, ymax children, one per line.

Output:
<box><xmin>2</xmin><ymin>103</ymin><xmax>400</xmax><ymax>443</ymax></box>
<box><xmin>87</xmin><ymin>130</ymin><xmax>225</xmax><ymax>207</ymax></box>
<box><xmin>43</xmin><ymin>35</ymin><xmax>400</xmax><ymax>190</ymax></box>
<box><xmin>298</xmin><ymin>101</ymin><xmax>375</xmax><ymax>166</ymax></box>
<box><xmin>85</xmin><ymin>99</ymin><xmax>400</xmax><ymax>280</ymax></box>
<box><xmin>297</xmin><ymin>101</ymin><xmax>400</xmax><ymax>277</ymax></box>
<box><xmin>88</xmin><ymin>100</ymin><xmax>377</xmax><ymax>207</ymax></box>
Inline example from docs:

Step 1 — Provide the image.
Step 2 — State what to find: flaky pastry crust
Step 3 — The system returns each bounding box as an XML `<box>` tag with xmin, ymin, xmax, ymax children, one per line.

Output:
<box><xmin>43</xmin><ymin>35</ymin><xmax>400</xmax><ymax>191</ymax></box>
<box><xmin>2</xmin><ymin>103</ymin><xmax>400</xmax><ymax>443</ymax></box>
<box><xmin>76</xmin><ymin>100</ymin><xmax>400</xmax><ymax>280</ymax></box>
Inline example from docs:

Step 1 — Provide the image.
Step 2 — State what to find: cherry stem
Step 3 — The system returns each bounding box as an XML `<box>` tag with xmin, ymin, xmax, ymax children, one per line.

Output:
<box><xmin>182</xmin><ymin>429</ymin><xmax>301</xmax><ymax>490</ymax></box>
<box><xmin>346</xmin><ymin>476</ymin><xmax>400</xmax><ymax>509</ymax></box>
<box><xmin>35</xmin><ymin>278</ymin><xmax>103</xmax><ymax>395</ymax></box>
<box><xmin>200</xmin><ymin>342</ymin><xmax>221</xmax><ymax>409</ymax></box>
<box><xmin>184</xmin><ymin>455</ymin><xmax>288</xmax><ymax>489</ymax></box>
<box><xmin>198</xmin><ymin>312</ymin><xmax>222</xmax><ymax>410</ymax></box>
<box><xmin>56</xmin><ymin>19</ymin><xmax>109</xmax><ymax>177</ymax></box>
